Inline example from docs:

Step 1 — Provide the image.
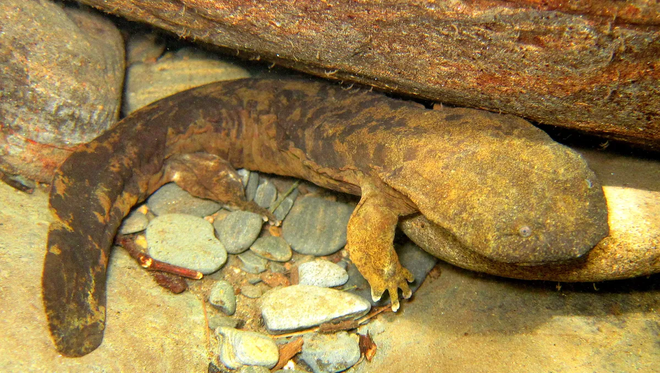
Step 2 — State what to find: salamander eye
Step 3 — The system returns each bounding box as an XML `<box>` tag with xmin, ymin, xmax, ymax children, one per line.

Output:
<box><xmin>518</xmin><ymin>225</ymin><xmax>532</xmax><ymax>238</ymax></box>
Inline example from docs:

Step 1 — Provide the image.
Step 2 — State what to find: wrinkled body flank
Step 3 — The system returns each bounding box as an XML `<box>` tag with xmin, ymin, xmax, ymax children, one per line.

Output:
<box><xmin>43</xmin><ymin>78</ymin><xmax>608</xmax><ymax>357</ymax></box>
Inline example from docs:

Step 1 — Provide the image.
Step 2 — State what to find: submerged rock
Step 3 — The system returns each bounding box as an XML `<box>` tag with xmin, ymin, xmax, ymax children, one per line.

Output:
<box><xmin>260</xmin><ymin>285</ymin><xmax>371</xmax><ymax>332</ymax></box>
<box><xmin>282</xmin><ymin>196</ymin><xmax>354</xmax><ymax>256</ymax></box>
<box><xmin>146</xmin><ymin>214</ymin><xmax>227</xmax><ymax>274</ymax></box>
<box><xmin>216</xmin><ymin>327</ymin><xmax>279</xmax><ymax>370</ymax></box>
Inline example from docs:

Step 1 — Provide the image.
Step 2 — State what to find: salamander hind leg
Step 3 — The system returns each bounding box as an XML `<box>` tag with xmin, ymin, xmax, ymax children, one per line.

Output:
<box><xmin>163</xmin><ymin>153</ymin><xmax>277</xmax><ymax>223</ymax></box>
<box><xmin>347</xmin><ymin>182</ymin><xmax>415</xmax><ymax>311</ymax></box>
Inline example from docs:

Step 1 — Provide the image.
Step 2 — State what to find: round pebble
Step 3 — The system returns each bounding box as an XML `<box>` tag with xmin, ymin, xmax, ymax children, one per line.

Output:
<box><xmin>147</xmin><ymin>183</ymin><xmax>222</xmax><ymax>217</ymax></box>
<box><xmin>298</xmin><ymin>260</ymin><xmax>349</xmax><ymax>288</ymax></box>
<box><xmin>245</xmin><ymin>172</ymin><xmax>259</xmax><ymax>201</ymax></box>
<box><xmin>146</xmin><ymin>214</ymin><xmax>227</xmax><ymax>274</ymax></box>
<box><xmin>217</xmin><ymin>327</ymin><xmax>279</xmax><ymax>369</ymax></box>
<box><xmin>240</xmin><ymin>283</ymin><xmax>265</xmax><ymax>299</ymax></box>
<box><xmin>273</xmin><ymin>189</ymin><xmax>299</xmax><ymax>221</ymax></box>
<box><xmin>118</xmin><ymin>208</ymin><xmax>149</xmax><ymax>234</ymax></box>
<box><xmin>269</xmin><ymin>262</ymin><xmax>287</xmax><ymax>274</ymax></box>
<box><xmin>237</xmin><ymin>168</ymin><xmax>251</xmax><ymax>187</ymax></box>
<box><xmin>254</xmin><ymin>179</ymin><xmax>278</xmax><ymax>209</ymax></box>
<box><xmin>238</xmin><ymin>251</ymin><xmax>268</xmax><ymax>274</ymax></box>
<box><xmin>282</xmin><ymin>196</ymin><xmax>354</xmax><ymax>256</ymax></box>
<box><xmin>260</xmin><ymin>285</ymin><xmax>371</xmax><ymax>332</ymax></box>
<box><xmin>250</xmin><ymin>236</ymin><xmax>292</xmax><ymax>262</ymax></box>
<box><xmin>301</xmin><ymin>332</ymin><xmax>360</xmax><ymax>373</ymax></box>
<box><xmin>214</xmin><ymin>211</ymin><xmax>263</xmax><ymax>254</ymax></box>
<box><xmin>209</xmin><ymin>280</ymin><xmax>237</xmax><ymax>315</ymax></box>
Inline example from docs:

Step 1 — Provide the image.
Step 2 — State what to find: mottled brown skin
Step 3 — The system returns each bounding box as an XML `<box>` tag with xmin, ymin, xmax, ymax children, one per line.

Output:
<box><xmin>43</xmin><ymin>78</ymin><xmax>608</xmax><ymax>357</ymax></box>
<box><xmin>400</xmin><ymin>214</ymin><xmax>659</xmax><ymax>282</ymax></box>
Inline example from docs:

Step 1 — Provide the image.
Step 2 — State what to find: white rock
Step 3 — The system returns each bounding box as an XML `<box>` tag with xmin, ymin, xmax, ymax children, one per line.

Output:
<box><xmin>216</xmin><ymin>327</ymin><xmax>279</xmax><ymax>369</ymax></box>
<box><xmin>260</xmin><ymin>285</ymin><xmax>371</xmax><ymax>332</ymax></box>
<box><xmin>298</xmin><ymin>260</ymin><xmax>349</xmax><ymax>287</ymax></box>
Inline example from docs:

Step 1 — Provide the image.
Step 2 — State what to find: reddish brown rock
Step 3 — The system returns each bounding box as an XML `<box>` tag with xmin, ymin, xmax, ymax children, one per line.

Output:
<box><xmin>0</xmin><ymin>1</ymin><xmax>124</xmax><ymax>182</ymax></box>
<box><xmin>77</xmin><ymin>0</ymin><xmax>659</xmax><ymax>148</ymax></box>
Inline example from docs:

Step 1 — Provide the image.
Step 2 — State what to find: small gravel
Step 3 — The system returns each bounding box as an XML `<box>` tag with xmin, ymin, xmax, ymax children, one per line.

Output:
<box><xmin>240</xmin><ymin>283</ymin><xmax>265</xmax><ymax>299</ymax></box>
<box><xmin>209</xmin><ymin>280</ymin><xmax>237</xmax><ymax>315</ymax></box>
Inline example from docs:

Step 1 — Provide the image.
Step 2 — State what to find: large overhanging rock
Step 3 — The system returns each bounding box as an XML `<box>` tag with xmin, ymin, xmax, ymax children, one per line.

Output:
<box><xmin>77</xmin><ymin>0</ymin><xmax>660</xmax><ymax>148</ymax></box>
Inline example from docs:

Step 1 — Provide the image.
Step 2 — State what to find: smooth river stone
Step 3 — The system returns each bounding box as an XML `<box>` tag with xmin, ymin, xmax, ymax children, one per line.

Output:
<box><xmin>260</xmin><ymin>285</ymin><xmax>371</xmax><ymax>332</ymax></box>
<box><xmin>147</xmin><ymin>182</ymin><xmax>222</xmax><ymax>217</ymax></box>
<box><xmin>282</xmin><ymin>196</ymin><xmax>354</xmax><ymax>256</ymax></box>
<box><xmin>146</xmin><ymin>213</ymin><xmax>227</xmax><ymax>274</ymax></box>
<box><xmin>214</xmin><ymin>210</ymin><xmax>264</xmax><ymax>254</ymax></box>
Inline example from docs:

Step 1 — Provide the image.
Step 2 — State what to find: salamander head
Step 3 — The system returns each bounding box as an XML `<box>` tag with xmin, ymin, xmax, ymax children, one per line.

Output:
<box><xmin>382</xmin><ymin>119</ymin><xmax>609</xmax><ymax>265</ymax></box>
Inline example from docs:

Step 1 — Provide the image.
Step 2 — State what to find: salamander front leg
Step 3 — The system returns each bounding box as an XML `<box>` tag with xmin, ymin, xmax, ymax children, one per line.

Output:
<box><xmin>347</xmin><ymin>185</ymin><xmax>414</xmax><ymax>311</ymax></box>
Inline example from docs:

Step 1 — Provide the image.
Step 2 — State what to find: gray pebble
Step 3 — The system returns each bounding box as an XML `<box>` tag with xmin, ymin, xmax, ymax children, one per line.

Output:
<box><xmin>346</xmin><ymin>241</ymin><xmax>437</xmax><ymax>307</ymax></box>
<box><xmin>301</xmin><ymin>332</ymin><xmax>360</xmax><ymax>373</ymax></box>
<box><xmin>260</xmin><ymin>285</ymin><xmax>371</xmax><ymax>332</ymax></box>
<box><xmin>240</xmin><ymin>283</ymin><xmax>264</xmax><ymax>299</ymax></box>
<box><xmin>209</xmin><ymin>280</ymin><xmax>237</xmax><ymax>315</ymax></box>
<box><xmin>118</xmin><ymin>208</ymin><xmax>149</xmax><ymax>234</ymax></box>
<box><xmin>214</xmin><ymin>211</ymin><xmax>263</xmax><ymax>254</ymax></box>
<box><xmin>254</xmin><ymin>179</ymin><xmax>278</xmax><ymax>209</ymax></box>
<box><xmin>237</xmin><ymin>168</ymin><xmax>251</xmax><ymax>187</ymax></box>
<box><xmin>269</xmin><ymin>262</ymin><xmax>287</xmax><ymax>274</ymax></box>
<box><xmin>282</xmin><ymin>196</ymin><xmax>354</xmax><ymax>256</ymax></box>
<box><xmin>146</xmin><ymin>214</ymin><xmax>227</xmax><ymax>274</ymax></box>
<box><xmin>147</xmin><ymin>183</ymin><xmax>222</xmax><ymax>217</ymax></box>
<box><xmin>217</xmin><ymin>327</ymin><xmax>279</xmax><ymax>369</ymax></box>
<box><xmin>298</xmin><ymin>260</ymin><xmax>349</xmax><ymax>288</ymax></box>
<box><xmin>245</xmin><ymin>172</ymin><xmax>260</xmax><ymax>201</ymax></box>
<box><xmin>238</xmin><ymin>251</ymin><xmax>268</xmax><ymax>274</ymax></box>
<box><xmin>397</xmin><ymin>241</ymin><xmax>438</xmax><ymax>290</ymax></box>
<box><xmin>247</xmin><ymin>275</ymin><xmax>262</xmax><ymax>285</ymax></box>
<box><xmin>250</xmin><ymin>236</ymin><xmax>292</xmax><ymax>262</ymax></box>
<box><xmin>273</xmin><ymin>189</ymin><xmax>299</xmax><ymax>221</ymax></box>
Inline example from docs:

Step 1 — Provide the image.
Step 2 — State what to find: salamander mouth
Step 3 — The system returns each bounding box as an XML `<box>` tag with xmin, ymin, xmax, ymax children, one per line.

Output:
<box><xmin>473</xmin><ymin>216</ymin><xmax>609</xmax><ymax>265</ymax></box>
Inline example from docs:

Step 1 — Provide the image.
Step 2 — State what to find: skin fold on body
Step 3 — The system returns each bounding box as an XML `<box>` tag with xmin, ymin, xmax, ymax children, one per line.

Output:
<box><xmin>42</xmin><ymin>77</ymin><xmax>609</xmax><ymax>357</ymax></box>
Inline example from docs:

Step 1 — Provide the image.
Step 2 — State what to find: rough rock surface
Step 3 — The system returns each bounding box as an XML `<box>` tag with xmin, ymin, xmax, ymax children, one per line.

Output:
<box><xmin>76</xmin><ymin>0</ymin><xmax>659</xmax><ymax>148</ymax></box>
<box><xmin>0</xmin><ymin>0</ymin><xmax>124</xmax><ymax>181</ymax></box>
<box><xmin>123</xmin><ymin>47</ymin><xmax>250</xmax><ymax>115</ymax></box>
